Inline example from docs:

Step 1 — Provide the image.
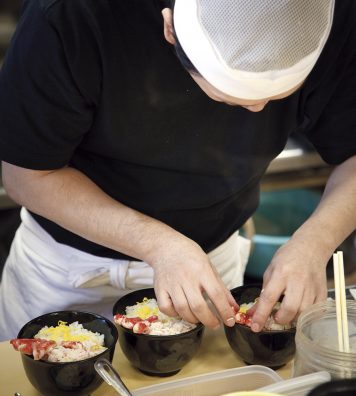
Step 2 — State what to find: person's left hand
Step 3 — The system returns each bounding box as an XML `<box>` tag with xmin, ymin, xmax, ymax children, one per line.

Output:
<box><xmin>248</xmin><ymin>235</ymin><xmax>329</xmax><ymax>332</ymax></box>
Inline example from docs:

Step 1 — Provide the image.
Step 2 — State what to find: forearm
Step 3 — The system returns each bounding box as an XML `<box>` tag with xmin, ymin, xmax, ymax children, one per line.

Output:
<box><xmin>2</xmin><ymin>163</ymin><xmax>187</xmax><ymax>262</ymax></box>
<box><xmin>3</xmin><ymin>162</ymin><xmax>238</xmax><ymax>327</ymax></box>
<box><xmin>292</xmin><ymin>155</ymin><xmax>356</xmax><ymax>260</ymax></box>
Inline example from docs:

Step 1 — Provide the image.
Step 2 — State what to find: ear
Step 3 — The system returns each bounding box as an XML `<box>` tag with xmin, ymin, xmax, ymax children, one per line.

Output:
<box><xmin>162</xmin><ymin>8</ymin><xmax>176</xmax><ymax>45</ymax></box>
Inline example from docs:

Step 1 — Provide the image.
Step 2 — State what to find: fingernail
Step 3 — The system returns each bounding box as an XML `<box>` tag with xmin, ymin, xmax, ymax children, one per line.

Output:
<box><xmin>226</xmin><ymin>317</ymin><xmax>235</xmax><ymax>327</ymax></box>
<box><xmin>213</xmin><ymin>324</ymin><xmax>221</xmax><ymax>330</ymax></box>
<box><xmin>251</xmin><ymin>323</ymin><xmax>260</xmax><ymax>332</ymax></box>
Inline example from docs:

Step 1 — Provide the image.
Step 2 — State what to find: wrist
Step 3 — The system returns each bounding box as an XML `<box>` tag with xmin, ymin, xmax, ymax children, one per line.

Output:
<box><xmin>291</xmin><ymin>221</ymin><xmax>336</xmax><ymax>265</ymax></box>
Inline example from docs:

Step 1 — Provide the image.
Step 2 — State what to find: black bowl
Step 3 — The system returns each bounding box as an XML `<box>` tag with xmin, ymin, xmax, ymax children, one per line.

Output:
<box><xmin>308</xmin><ymin>379</ymin><xmax>356</xmax><ymax>396</ymax></box>
<box><xmin>224</xmin><ymin>284</ymin><xmax>296</xmax><ymax>368</ymax></box>
<box><xmin>112</xmin><ymin>288</ymin><xmax>205</xmax><ymax>376</ymax></box>
<box><xmin>17</xmin><ymin>311</ymin><xmax>118</xmax><ymax>396</ymax></box>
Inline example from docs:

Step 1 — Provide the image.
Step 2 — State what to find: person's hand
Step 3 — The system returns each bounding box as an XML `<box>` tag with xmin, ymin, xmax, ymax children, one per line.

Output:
<box><xmin>148</xmin><ymin>234</ymin><xmax>238</xmax><ymax>328</ymax></box>
<box><xmin>249</xmin><ymin>236</ymin><xmax>329</xmax><ymax>332</ymax></box>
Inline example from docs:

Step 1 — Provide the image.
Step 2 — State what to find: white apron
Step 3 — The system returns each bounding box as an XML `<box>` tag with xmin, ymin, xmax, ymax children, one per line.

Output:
<box><xmin>0</xmin><ymin>208</ymin><xmax>250</xmax><ymax>341</ymax></box>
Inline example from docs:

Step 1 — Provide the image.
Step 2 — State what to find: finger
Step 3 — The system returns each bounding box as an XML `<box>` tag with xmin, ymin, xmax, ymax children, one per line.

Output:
<box><xmin>273</xmin><ymin>285</ymin><xmax>303</xmax><ymax>325</ymax></box>
<box><xmin>204</xmin><ymin>283</ymin><xmax>236</xmax><ymax>327</ymax></box>
<box><xmin>250</xmin><ymin>284</ymin><xmax>284</xmax><ymax>332</ymax></box>
<box><xmin>247</xmin><ymin>270</ymin><xmax>272</xmax><ymax>317</ymax></box>
<box><xmin>246</xmin><ymin>288</ymin><xmax>264</xmax><ymax>317</ymax></box>
<box><xmin>155</xmin><ymin>288</ymin><xmax>179</xmax><ymax>318</ymax></box>
<box><xmin>226</xmin><ymin>289</ymin><xmax>239</xmax><ymax>311</ymax></box>
<box><xmin>184</xmin><ymin>288</ymin><xmax>221</xmax><ymax>328</ymax></box>
<box><xmin>168</xmin><ymin>287</ymin><xmax>200</xmax><ymax>324</ymax></box>
<box><xmin>171</xmin><ymin>288</ymin><xmax>201</xmax><ymax>323</ymax></box>
<box><xmin>297</xmin><ymin>288</ymin><xmax>317</xmax><ymax>316</ymax></box>
<box><xmin>210</xmin><ymin>265</ymin><xmax>239</xmax><ymax>318</ymax></box>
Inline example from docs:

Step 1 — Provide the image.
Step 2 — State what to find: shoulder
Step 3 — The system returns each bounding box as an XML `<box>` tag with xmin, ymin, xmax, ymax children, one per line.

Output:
<box><xmin>37</xmin><ymin>0</ymin><xmax>97</xmax><ymax>14</ymax></box>
<box><xmin>28</xmin><ymin>0</ymin><xmax>110</xmax><ymax>29</ymax></box>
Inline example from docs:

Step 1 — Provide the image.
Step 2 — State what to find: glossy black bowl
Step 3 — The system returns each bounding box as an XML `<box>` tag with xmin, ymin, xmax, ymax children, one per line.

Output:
<box><xmin>224</xmin><ymin>284</ymin><xmax>296</xmax><ymax>369</ymax></box>
<box><xmin>113</xmin><ymin>288</ymin><xmax>205</xmax><ymax>376</ymax></box>
<box><xmin>308</xmin><ymin>379</ymin><xmax>356</xmax><ymax>396</ymax></box>
<box><xmin>17</xmin><ymin>311</ymin><xmax>118</xmax><ymax>396</ymax></box>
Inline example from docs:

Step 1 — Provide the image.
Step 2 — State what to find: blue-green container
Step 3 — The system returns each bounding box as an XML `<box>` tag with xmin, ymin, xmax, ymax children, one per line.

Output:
<box><xmin>245</xmin><ymin>188</ymin><xmax>322</xmax><ymax>279</ymax></box>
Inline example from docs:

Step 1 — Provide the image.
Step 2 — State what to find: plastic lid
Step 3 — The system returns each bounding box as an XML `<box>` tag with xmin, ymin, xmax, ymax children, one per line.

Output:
<box><xmin>133</xmin><ymin>365</ymin><xmax>282</xmax><ymax>396</ymax></box>
<box><xmin>257</xmin><ymin>371</ymin><xmax>331</xmax><ymax>396</ymax></box>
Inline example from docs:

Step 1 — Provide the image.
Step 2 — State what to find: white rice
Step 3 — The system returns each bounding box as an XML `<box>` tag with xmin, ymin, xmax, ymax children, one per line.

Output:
<box><xmin>34</xmin><ymin>321</ymin><xmax>106</xmax><ymax>362</ymax></box>
<box><xmin>125</xmin><ymin>298</ymin><xmax>197</xmax><ymax>335</ymax></box>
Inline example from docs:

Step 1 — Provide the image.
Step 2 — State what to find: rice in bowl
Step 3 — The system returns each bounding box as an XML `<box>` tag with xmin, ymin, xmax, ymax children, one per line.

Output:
<box><xmin>11</xmin><ymin>321</ymin><xmax>107</xmax><ymax>362</ymax></box>
<box><xmin>114</xmin><ymin>297</ymin><xmax>197</xmax><ymax>335</ymax></box>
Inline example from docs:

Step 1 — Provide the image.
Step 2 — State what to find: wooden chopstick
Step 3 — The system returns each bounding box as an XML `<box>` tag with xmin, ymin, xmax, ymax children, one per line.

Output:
<box><xmin>333</xmin><ymin>251</ymin><xmax>350</xmax><ymax>353</ymax></box>
<box><xmin>337</xmin><ymin>251</ymin><xmax>350</xmax><ymax>352</ymax></box>
<box><xmin>333</xmin><ymin>252</ymin><xmax>344</xmax><ymax>352</ymax></box>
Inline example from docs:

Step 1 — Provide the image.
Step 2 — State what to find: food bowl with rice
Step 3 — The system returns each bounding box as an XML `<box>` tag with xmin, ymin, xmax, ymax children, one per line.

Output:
<box><xmin>224</xmin><ymin>284</ymin><xmax>296</xmax><ymax>369</ymax></box>
<box><xmin>112</xmin><ymin>287</ymin><xmax>205</xmax><ymax>376</ymax></box>
<box><xmin>11</xmin><ymin>310</ymin><xmax>118</xmax><ymax>396</ymax></box>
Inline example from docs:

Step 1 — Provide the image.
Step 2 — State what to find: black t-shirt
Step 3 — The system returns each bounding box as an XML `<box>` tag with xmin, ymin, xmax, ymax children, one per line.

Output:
<box><xmin>0</xmin><ymin>0</ymin><xmax>355</xmax><ymax>259</ymax></box>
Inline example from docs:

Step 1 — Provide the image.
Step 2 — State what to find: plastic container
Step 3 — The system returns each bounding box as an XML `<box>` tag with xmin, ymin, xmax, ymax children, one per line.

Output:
<box><xmin>244</xmin><ymin>188</ymin><xmax>321</xmax><ymax>279</ymax></box>
<box><xmin>132</xmin><ymin>365</ymin><xmax>283</xmax><ymax>396</ymax></box>
<box><xmin>222</xmin><ymin>392</ymin><xmax>282</xmax><ymax>396</ymax></box>
<box><xmin>258</xmin><ymin>371</ymin><xmax>331</xmax><ymax>396</ymax></box>
<box><xmin>293</xmin><ymin>300</ymin><xmax>356</xmax><ymax>379</ymax></box>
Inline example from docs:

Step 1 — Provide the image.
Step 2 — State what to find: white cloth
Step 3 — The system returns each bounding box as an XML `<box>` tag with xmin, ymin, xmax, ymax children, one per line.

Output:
<box><xmin>174</xmin><ymin>0</ymin><xmax>334</xmax><ymax>99</ymax></box>
<box><xmin>0</xmin><ymin>208</ymin><xmax>250</xmax><ymax>341</ymax></box>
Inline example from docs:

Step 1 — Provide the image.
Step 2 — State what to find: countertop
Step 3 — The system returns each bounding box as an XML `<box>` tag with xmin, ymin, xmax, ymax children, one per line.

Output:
<box><xmin>0</xmin><ymin>326</ymin><xmax>291</xmax><ymax>396</ymax></box>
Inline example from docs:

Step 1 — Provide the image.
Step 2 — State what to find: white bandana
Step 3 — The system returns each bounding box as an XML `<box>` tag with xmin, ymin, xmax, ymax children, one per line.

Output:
<box><xmin>174</xmin><ymin>0</ymin><xmax>334</xmax><ymax>100</ymax></box>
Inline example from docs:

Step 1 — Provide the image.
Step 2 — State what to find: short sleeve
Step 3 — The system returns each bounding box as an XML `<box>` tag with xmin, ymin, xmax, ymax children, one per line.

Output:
<box><xmin>158</xmin><ymin>0</ymin><xmax>172</xmax><ymax>10</ymax></box>
<box><xmin>0</xmin><ymin>1</ymin><xmax>100</xmax><ymax>170</ymax></box>
<box><xmin>305</xmin><ymin>52</ymin><xmax>356</xmax><ymax>165</ymax></box>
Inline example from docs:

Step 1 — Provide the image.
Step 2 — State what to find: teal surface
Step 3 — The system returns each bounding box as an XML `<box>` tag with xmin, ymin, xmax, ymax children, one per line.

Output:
<box><xmin>245</xmin><ymin>188</ymin><xmax>322</xmax><ymax>279</ymax></box>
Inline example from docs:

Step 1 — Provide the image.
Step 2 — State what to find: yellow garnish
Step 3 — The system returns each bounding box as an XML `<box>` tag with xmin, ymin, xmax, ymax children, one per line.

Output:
<box><xmin>91</xmin><ymin>345</ymin><xmax>105</xmax><ymax>351</ymax></box>
<box><xmin>129</xmin><ymin>298</ymin><xmax>159</xmax><ymax>319</ymax></box>
<box><xmin>238</xmin><ymin>304</ymin><xmax>250</xmax><ymax>314</ymax></box>
<box><xmin>36</xmin><ymin>322</ymin><xmax>97</xmax><ymax>343</ymax></box>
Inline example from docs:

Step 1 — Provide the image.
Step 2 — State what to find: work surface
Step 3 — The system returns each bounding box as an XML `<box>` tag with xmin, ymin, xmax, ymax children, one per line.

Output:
<box><xmin>0</xmin><ymin>326</ymin><xmax>291</xmax><ymax>395</ymax></box>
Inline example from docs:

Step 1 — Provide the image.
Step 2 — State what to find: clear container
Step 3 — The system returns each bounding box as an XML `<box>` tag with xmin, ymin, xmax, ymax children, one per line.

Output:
<box><xmin>293</xmin><ymin>300</ymin><xmax>356</xmax><ymax>379</ymax></box>
<box><xmin>133</xmin><ymin>365</ymin><xmax>282</xmax><ymax>396</ymax></box>
<box><xmin>258</xmin><ymin>371</ymin><xmax>331</xmax><ymax>396</ymax></box>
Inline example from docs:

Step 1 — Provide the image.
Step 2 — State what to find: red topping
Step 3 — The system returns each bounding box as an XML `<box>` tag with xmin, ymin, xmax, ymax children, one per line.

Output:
<box><xmin>235</xmin><ymin>312</ymin><xmax>252</xmax><ymax>327</ymax></box>
<box><xmin>146</xmin><ymin>315</ymin><xmax>158</xmax><ymax>323</ymax></box>
<box><xmin>10</xmin><ymin>338</ymin><xmax>56</xmax><ymax>360</ymax></box>
<box><xmin>61</xmin><ymin>341</ymin><xmax>83</xmax><ymax>349</ymax></box>
<box><xmin>133</xmin><ymin>321</ymin><xmax>150</xmax><ymax>334</ymax></box>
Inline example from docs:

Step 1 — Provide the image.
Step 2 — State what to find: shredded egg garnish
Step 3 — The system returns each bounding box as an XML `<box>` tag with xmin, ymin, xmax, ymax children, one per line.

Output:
<box><xmin>238</xmin><ymin>300</ymin><xmax>258</xmax><ymax>314</ymax></box>
<box><xmin>127</xmin><ymin>297</ymin><xmax>159</xmax><ymax>320</ymax></box>
<box><xmin>35</xmin><ymin>321</ymin><xmax>99</xmax><ymax>343</ymax></box>
<box><xmin>238</xmin><ymin>303</ymin><xmax>251</xmax><ymax>314</ymax></box>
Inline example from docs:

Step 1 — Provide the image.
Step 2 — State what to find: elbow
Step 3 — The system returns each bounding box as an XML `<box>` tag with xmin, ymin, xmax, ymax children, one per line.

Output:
<box><xmin>2</xmin><ymin>174</ymin><xmax>21</xmax><ymax>206</ymax></box>
<box><xmin>2</xmin><ymin>161</ymin><xmax>29</xmax><ymax>206</ymax></box>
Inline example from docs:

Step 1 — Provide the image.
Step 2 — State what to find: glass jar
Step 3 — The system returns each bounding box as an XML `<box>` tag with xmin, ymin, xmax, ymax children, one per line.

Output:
<box><xmin>293</xmin><ymin>300</ymin><xmax>356</xmax><ymax>379</ymax></box>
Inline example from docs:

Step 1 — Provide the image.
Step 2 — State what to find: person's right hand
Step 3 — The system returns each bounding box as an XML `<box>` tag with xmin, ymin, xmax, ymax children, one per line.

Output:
<box><xmin>148</xmin><ymin>234</ymin><xmax>238</xmax><ymax>329</ymax></box>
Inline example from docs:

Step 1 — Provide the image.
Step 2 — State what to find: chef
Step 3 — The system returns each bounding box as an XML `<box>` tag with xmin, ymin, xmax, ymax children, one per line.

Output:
<box><xmin>0</xmin><ymin>0</ymin><xmax>355</xmax><ymax>340</ymax></box>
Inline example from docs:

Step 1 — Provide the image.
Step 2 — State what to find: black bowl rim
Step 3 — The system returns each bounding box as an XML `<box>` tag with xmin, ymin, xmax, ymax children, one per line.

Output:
<box><xmin>224</xmin><ymin>322</ymin><xmax>296</xmax><ymax>335</ymax></box>
<box><xmin>113</xmin><ymin>288</ymin><xmax>204</xmax><ymax>338</ymax></box>
<box><xmin>17</xmin><ymin>310</ymin><xmax>118</xmax><ymax>366</ymax></box>
<box><xmin>228</xmin><ymin>283</ymin><xmax>296</xmax><ymax>334</ymax></box>
<box><xmin>309</xmin><ymin>378</ymin><xmax>356</xmax><ymax>394</ymax></box>
<box><xmin>117</xmin><ymin>320</ymin><xmax>204</xmax><ymax>339</ymax></box>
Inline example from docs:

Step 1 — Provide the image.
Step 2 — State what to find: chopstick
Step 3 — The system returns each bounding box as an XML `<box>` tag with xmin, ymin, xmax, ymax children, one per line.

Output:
<box><xmin>333</xmin><ymin>250</ymin><xmax>350</xmax><ymax>353</ymax></box>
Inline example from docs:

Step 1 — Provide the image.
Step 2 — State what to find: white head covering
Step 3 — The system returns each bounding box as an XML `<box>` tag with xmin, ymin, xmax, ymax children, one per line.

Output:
<box><xmin>173</xmin><ymin>0</ymin><xmax>335</xmax><ymax>100</ymax></box>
